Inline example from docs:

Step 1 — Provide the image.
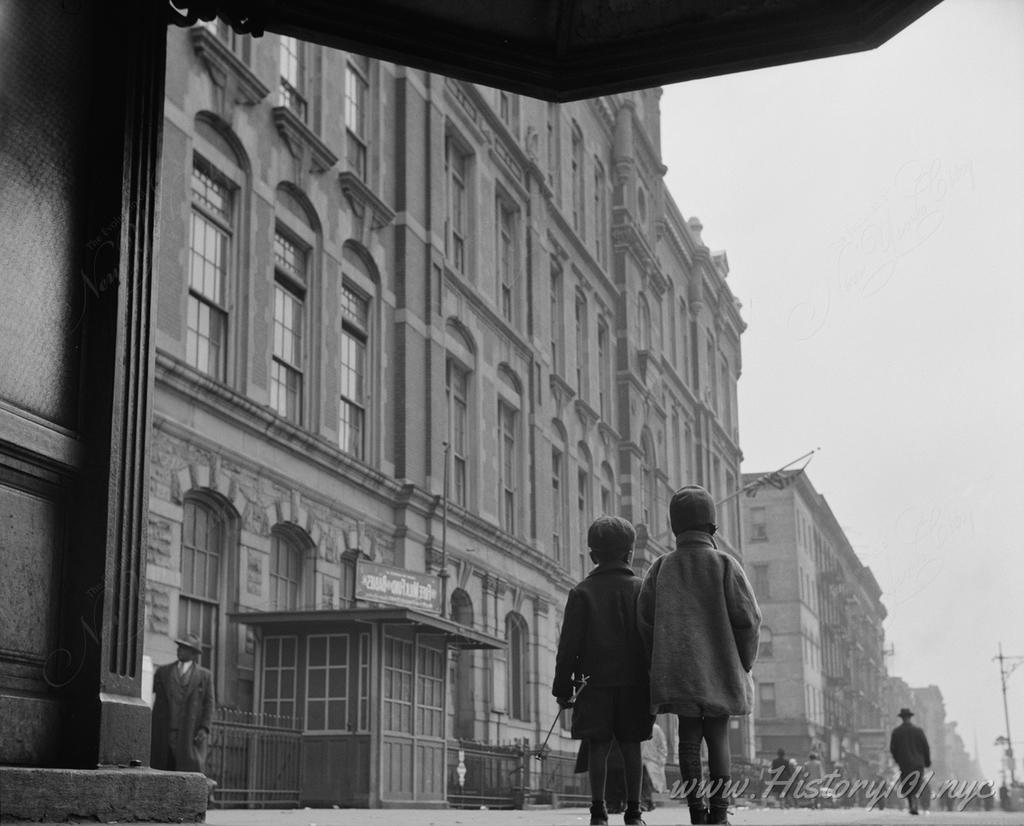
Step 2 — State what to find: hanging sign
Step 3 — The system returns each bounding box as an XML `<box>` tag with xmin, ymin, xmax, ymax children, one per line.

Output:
<box><xmin>354</xmin><ymin>559</ymin><xmax>442</xmax><ymax>613</ymax></box>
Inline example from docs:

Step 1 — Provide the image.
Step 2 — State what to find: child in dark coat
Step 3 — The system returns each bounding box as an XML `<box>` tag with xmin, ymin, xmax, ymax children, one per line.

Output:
<box><xmin>553</xmin><ymin>516</ymin><xmax>654</xmax><ymax>826</ymax></box>
<box><xmin>637</xmin><ymin>486</ymin><xmax>761</xmax><ymax>825</ymax></box>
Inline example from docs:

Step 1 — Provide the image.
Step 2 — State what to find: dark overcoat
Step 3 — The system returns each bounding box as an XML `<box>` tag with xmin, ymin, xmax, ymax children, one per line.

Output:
<box><xmin>890</xmin><ymin>720</ymin><xmax>931</xmax><ymax>771</ymax></box>
<box><xmin>637</xmin><ymin>530</ymin><xmax>761</xmax><ymax>716</ymax></box>
<box><xmin>552</xmin><ymin>561</ymin><xmax>648</xmax><ymax>697</ymax></box>
<box><xmin>151</xmin><ymin>661</ymin><xmax>215</xmax><ymax>772</ymax></box>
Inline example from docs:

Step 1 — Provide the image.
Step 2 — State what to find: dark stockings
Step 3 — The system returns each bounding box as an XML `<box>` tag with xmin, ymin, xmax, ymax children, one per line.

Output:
<box><xmin>677</xmin><ymin>715</ymin><xmax>731</xmax><ymax>821</ymax></box>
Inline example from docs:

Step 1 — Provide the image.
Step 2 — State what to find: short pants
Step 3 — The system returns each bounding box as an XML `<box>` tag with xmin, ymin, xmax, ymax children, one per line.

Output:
<box><xmin>571</xmin><ymin>683</ymin><xmax>654</xmax><ymax>742</ymax></box>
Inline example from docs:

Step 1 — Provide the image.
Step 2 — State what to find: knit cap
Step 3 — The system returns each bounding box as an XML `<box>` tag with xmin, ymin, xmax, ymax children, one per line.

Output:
<box><xmin>669</xmin><ymin>485</ymin><xmax>717</xmax><ymax>534</ymax></box>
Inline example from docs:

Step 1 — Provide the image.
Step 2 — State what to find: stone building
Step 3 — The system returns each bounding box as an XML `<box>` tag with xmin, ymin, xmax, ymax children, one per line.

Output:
<box><xmin>740</xmin><ymin>470</ymin><xmax>887</xmax><ymax>786</ymax></box>
<box><xmin>143</xmin><ymin>22</ymin><xmax>745</xmax><ymax>806</ymax></box>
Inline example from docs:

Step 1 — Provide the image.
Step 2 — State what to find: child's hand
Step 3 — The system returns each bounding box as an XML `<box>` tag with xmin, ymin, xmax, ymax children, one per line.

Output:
<box><xmin>556</xmin><ymin>696</ymin><xmax>575</xmax><ymax>709</ymax></box>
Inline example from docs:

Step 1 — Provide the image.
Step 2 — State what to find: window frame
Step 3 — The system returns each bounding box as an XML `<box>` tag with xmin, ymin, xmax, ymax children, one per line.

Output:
<box><xmin>187</xmin><ymin>155</ymin><xmax>234</xmax><ymax>382</ymax></box>
<box><xmin>344</xmin><ymin>54</ymin><xmax>370</xmax><ymax>180</ymax></box>
<box><xmin>270</xmin><ymin>228</ymin><xmax>307</xmax><ymax>425</ymax></box>
<box><xmin>339</xmin><ymin>281</ymin><xmax>370</xmax><ymax>460</ymax></box>
<box><xmin>278</xmin><ymin>35</ymin><xmax>309</xmax><ymax>123</ymax></box>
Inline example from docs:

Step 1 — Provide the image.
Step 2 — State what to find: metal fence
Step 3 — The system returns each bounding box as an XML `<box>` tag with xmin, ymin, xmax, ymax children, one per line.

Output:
<box><xmin>207</xmin><ymin>707</ymin><xmax>302</xmax><ymax>809</ymax></box>
<box><xmin>446</xmin><ymin>740</ymin><xmax>590</xmax><ymax>809</ymax></box>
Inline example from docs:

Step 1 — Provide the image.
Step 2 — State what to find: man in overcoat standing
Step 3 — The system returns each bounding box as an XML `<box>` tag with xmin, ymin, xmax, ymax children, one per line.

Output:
<box><xmin>889</xmin><ymin>707</ymin><xmax>931</xmax><ymax>815</ymax></box>
<box><xmin>151</xmin><ymin>633</ymin><xmax>215</xmax><ymax>775</ymax></box>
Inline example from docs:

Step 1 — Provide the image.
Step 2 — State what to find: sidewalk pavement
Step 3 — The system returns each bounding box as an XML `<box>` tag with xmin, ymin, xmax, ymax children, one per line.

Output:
<box><xmin>200</xmin><ymin>805</ymin><xmax>1023</xmax><ymax>826</ymax></box>
<box><xmin>6</xmin><ymin>804</ymin><xmax>1022</xmax><ymax>825</ymax></box>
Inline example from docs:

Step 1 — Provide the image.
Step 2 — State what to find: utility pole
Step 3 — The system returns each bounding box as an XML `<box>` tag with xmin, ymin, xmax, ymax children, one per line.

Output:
<box><xmin>995</xmin><ymin>642</ymin><xmax>1024</xmax><ymax>786</ymax></box>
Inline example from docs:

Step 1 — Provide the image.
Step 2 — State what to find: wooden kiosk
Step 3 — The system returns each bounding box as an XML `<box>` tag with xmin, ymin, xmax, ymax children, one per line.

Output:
<box><xmin>230</xmin><ymin>563</ymin><xmax>503</xmax><ymax>808</ymax></box>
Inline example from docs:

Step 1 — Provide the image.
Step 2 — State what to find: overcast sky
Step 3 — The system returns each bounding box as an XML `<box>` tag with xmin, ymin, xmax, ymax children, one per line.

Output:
<box><xmin>660</xmin><ymin>0</ymin><xmax>1024</xmax><ymax>781</ymax></box>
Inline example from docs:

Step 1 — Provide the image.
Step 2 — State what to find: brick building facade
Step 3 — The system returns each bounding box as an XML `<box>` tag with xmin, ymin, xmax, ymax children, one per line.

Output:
<box><xmin>740</xmin><ymin>470</ymin><xmax>887</xmax><ymax>785</ymax></box>
<box><xmin>143</xmin><ymin>22</ymin><xmax>745</xmax><ymax>806</ymax></box>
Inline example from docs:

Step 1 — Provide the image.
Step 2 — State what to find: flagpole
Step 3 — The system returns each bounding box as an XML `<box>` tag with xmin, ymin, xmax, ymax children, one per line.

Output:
<box><xmin>714</xmin><ymin>447</ymin><xmax>820</xmax><ymax>507</ymax></box>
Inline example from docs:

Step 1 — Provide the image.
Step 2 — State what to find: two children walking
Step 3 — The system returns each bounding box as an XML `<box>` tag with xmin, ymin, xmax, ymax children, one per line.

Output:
<box><xmin>553</xmin><ymin>485</ymin><xmax>762</xmax><ymax>826</ymax></box>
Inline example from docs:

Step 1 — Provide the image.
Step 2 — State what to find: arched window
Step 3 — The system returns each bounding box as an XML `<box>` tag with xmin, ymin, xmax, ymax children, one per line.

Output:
<box><xmin>339</xmin><ymin>244</ymin><xmax>377</xmax><ymax>461</ymax></box>
<box><xmin>506</xmin><ymin>612</ymin><xmax>529</xmax><ymax>721</ymax></box>
<box><xmin>577</xmin><ymin>443</ymin><xmax>593</xmax><ymax>577</ymax></box>
<box><xmin>551</xmin><ymin>420</ymin><xmax>568</xmax><ymax>566</ymax></box>
<box><xmin>497</xmin><ymin>366</ymin><xmax>523</xmax><ymax>535</ymax></box>
<box><xmin>188</xmin><ymin>117</ymin><xmax>247</xmax><ymax>382</ymax></box>
<box><xmin>638</xmin><ymin>295</ymin><xmax>652</xmax><ymax>351</ymax></box>
<box><xmin>271</xmin><ymin>185</ymin><xmax>319</xmax><ymax>426</ymax></box>
<box><xmin>446</xmin><ymin>319</ymin><xmax>476</xmax><ymax>510</ymax></box>
<box><xmin>450</xmin><ymin>589</ymin><xmax>475</xmax><ymax>739</ymax></box>
<box><xmin>180</xmin><ymin>497</ymin><xmax>225</xmax><ymax>673</ymax></box>
<box><xmin>269</xmin><ymin>527</ymin><xmax>305</xmax><ymax>611</ymax></box>
<box><xmin>600</xmin><ymin>462</ymin><xmax>615</xmax><ymax>514</ymax></box>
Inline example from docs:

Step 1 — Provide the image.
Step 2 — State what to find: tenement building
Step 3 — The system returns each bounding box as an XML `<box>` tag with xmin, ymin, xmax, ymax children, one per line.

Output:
<box><xmin>740</xmin><ymin>470</ymin><xmax>887</xmax><ymax>791</ymax></box>
<box><xmin>143</xmin><ymin>22</ymin><xmax>745</xmax><ymax>807</ymax></box>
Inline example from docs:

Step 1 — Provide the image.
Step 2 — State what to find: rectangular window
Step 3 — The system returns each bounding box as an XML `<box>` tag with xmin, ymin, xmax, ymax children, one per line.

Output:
<box><xmin>546</xmin><ymin>105</ymin><xmax>558</xmax><ymax>192</ymax></box>
<box><xmin>593</xmin><ymin>159</ymin><xmax>607</xmax><ymax>264</ymax></box>
<box><xmin>497</xmin><ymin>200</ymin><xmax>516</xmax><ymax>322</ymax></box>
<box><xmin>445</xmin><ymin>137</ymin><xmax>467</xmax><ymax>273</ymax></box>
<box><xmin>552</xmin><ymin>448</ymin><xmax>563</xmax><ymax>563</ymax></box>
<box><xmin>345</xmin><ymin>55</ymin><xmax>369</xmax><ymax>179</ymax></box>
<box><xmin>571</xmin><ymin>126</ymin><xmax>584</xmax><ymax>235</ymax></box>
<box><xmin>383</xmin><ymin>634</ymin><xmax>414</xmax><ymax>733</ymax></box>
<box><xmin>269</xmin><ymin>535</ymin><xmax>302</xmax><ymax>610</ymax></box>
<box><xmin>550</xmin><ymin>261</ymin><xmax>563</xmax><ymax>374</ymax></box>
<box><xmin>749</xmin><ymin>508</ymin><xmax>768</xmax><ymax>543</ymax></box>
<box><xmin>753</xmin><ymin>563</ymin><xmax>770</xmax><ymax>598</ymax></box>
<box><xmin>498</xmin><ymin>402</ymin><xmax>517</xmax><ymax>533</ymax></box>
<box><xmin>415</xmin><ymin>645</ymin><xmax>445</xmax><ymax>738</ymax></box>
<box><xmin>339</xmin><ymin>284</ymin><xmax>368</xmax><ymax>459</ymax></box>
<box><xmin>574</xmin><ymin>293</ymin><xmax>587</xmax><ymax>398</ymax></box>
<box><xmin>187</xmin><ymin>159</ymin><xmax>231</xmax><ymax>380</ymax></box>
<box><xmin>759</xmin><ymin>682</ymin><xmax>777</xmax><ymax>718</ymax></box>
<box><xmin>357</xmin><ymin>632</ymin><xmax>371</xmax><ymax>732</ymax></box>
<box><xmin>278</xmin><ymin>36</ymin><xmax>307</xmax><ymax>122</ymax></box>
<box><xmin>262</xmin><ymin>636</ymin><xmax>298</xmax><ymax>720</ymax></box>
<box><xmin>597</xmin><ymin>319</ymin><xmax>611</xmax><ymax>420</ymax></box>
<box><xmin>446</xmin><ymin>360</ymin><xmax>468</xmax><ymax>508</ymax></box>
<box><xmin>306</xmin><ymin>635</ymin><xmax>349</xmax><ymax>732</ymax></box>
<box><xmin>271</xmin><ymin>232</ymin><xmax>305</xmax><ymax>424</ymax></box>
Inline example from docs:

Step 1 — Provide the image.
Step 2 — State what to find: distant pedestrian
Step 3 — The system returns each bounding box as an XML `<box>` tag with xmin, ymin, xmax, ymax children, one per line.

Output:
<box><xmin>637</xmin><ymin>485</ymin><xmax>762</xmax><ymax>825</ymax></box>
<box><xmin>768</xmin><ymin>748</ymin><xmax>790</xmax><ymax>807</ymax></box>
<box><xmin>150</xmin><ymin>634</ymin><xmax>215</xmax><ymax>778</ymax></box>
<box><xmin>889</xmin><ymin>707</ymin><xmax>931</xmax><ymax>815</ymax></box>
<box><xmin>553</xmin><ymin>515</ymin><xmax>654</xmax><ymax>826</ymax></box>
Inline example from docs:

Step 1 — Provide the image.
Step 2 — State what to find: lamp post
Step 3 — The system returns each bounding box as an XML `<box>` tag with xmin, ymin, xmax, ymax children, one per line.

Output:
<box><xmin>439</xmin><ymin>440</ymin><xmax>451</xmax><ymax>618</ymax></box>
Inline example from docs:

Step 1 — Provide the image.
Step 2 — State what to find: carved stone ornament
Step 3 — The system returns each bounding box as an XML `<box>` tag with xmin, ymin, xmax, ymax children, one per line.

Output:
<box><xmin>167</xmin><ymin>1</ymin><xmax>267</xmax><ymax>35</ymax></box>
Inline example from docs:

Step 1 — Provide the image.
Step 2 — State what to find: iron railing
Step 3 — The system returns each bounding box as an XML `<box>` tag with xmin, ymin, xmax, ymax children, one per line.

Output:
<box><xmin>207</xmin><ymin>707</ymin><xmax>302</xmax><ymax>809</ymax></box>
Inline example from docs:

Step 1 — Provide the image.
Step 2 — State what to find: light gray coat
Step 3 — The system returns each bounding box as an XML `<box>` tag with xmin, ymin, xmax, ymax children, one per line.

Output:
<box><xmin>637</xmin><ymin>530</ymin><xmax>761</xmax><ymax>716</ymax></box>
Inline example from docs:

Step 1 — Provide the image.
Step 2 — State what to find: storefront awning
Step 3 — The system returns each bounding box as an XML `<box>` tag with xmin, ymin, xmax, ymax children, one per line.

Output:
<box><xmin>228</xmin><ymin>606</ymin><xmax>506</xmax><ymax>650</ymax></box>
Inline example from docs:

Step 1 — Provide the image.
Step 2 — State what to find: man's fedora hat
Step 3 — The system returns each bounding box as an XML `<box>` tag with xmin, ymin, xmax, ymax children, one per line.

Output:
<box><xmin>898</xmin><ymin>707</ymin><xmax>914</xmax><ymax>718</ymax></box>
<box><xmin>174</xmin><ymin>633</ymin><xmax>204</xmax><ymax>653</ymax></box>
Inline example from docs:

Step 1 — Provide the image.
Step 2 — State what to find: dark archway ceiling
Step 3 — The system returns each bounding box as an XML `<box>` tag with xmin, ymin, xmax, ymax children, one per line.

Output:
<box><xmin>171</xmin><ymin>1</ymin><xmax>944</xmax><ymax>101</ymax></box>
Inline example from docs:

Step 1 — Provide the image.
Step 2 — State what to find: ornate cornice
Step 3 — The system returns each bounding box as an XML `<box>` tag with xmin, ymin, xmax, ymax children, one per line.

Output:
<box><xmin>189</xmin><ymin>26</ymin><xmax>269</xmax><ymax>111</ymax></box>
<box><xmin>272</xmin><ymin>106</ymin><xmax>338</xmax><ymax>175</ymax></box>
